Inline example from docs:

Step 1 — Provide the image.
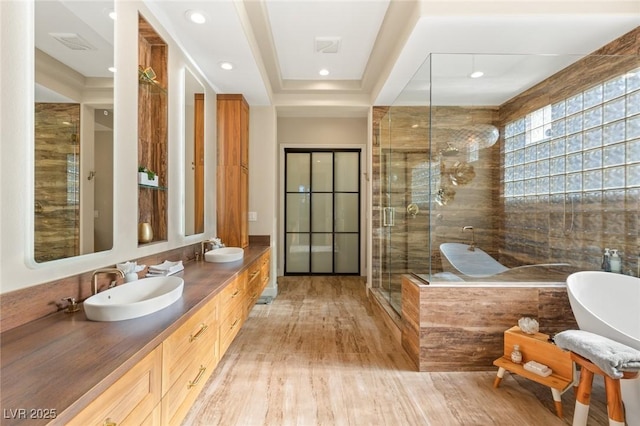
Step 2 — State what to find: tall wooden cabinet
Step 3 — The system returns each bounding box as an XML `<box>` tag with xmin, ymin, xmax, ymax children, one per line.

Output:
<box><xmin>217</xmin><ymin>94</ymin><xmax>249</xmax><ymax>248</ymax></box>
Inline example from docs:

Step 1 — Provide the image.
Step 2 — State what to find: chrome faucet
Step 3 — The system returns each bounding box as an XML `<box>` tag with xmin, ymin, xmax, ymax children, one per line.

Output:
<box><xmin>92</xmin><ymin>268</ymin><xmax>124</xmax><ymax>295</ymax></box>
<box><xmin>462</xmin><ymin>226</ymin><xmax>476</xmax><ymax>251</ymax></box>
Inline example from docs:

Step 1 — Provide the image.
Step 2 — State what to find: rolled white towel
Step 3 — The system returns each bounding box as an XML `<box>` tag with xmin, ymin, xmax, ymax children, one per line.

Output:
<box><xmin>554</xmin><ymin>329</ymin><xmax>640</xmax><ymax>379</ymax></box>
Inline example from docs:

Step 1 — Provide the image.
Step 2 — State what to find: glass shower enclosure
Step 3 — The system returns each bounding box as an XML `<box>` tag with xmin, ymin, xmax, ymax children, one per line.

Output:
<box><xmin>375</xmin><ymin>52</ymin><xmax>640</xmax><ymax>313</ymax></box>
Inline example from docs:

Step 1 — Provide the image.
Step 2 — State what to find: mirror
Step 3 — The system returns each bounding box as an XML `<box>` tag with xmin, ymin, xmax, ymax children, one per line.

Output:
<box><xmin>34</xmin><ymin>0</ymin><xmax>114</xmax><ymax>262</ymax></box>
<box><xmin>184</xmin><ymin>68</ymin><xmax>205</xmax><ymax>236</ymax></box>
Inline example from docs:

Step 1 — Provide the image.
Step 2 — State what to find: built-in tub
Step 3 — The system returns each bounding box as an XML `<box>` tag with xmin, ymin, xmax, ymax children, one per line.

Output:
<box><xmin>439</xmin><ymin>243</ymin><xmax>573</xmax><ymax>281</ymax></box>
<box><xmin>567</xmin><ymin>271</ymin><xmax>640</xmax><ymax>426</ymax></box>
<box><xmin>401</xmin><ymin>274</ymin><xmax>578</xmax><ymax>371</ymax></box>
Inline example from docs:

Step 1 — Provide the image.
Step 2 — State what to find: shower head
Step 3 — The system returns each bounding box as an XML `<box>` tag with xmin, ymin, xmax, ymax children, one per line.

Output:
<box><xmin>440</xmin><ymin>143</ymin><xmax>460</xmax><ymax>157</ymax></box>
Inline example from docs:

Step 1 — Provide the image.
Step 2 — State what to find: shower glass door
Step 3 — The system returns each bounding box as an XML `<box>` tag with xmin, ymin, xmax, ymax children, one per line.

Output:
<box><xmin>284</xmin><ymin>149</ymin><xmax>360</xmax><ymax>275</ymax></box>
<box><xmin>381</xmin><ymin>150</ymin><xmax>407</xmax><ymax>312</ymax></box>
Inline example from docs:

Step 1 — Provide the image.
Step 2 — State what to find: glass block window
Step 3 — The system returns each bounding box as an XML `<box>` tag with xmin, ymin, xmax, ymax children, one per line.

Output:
<box><xmin>504</xmin><ymin>67</ymin><xmax>640</xmax><ymax>198</ymax></box>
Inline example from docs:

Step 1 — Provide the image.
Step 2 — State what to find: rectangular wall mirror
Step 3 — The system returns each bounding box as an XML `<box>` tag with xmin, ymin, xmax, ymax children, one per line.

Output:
<box><xmin>34</xmin><ymin>0</ymin><xmax>114</xmax><ymax>262</ymax></box>
<box><xmin>184</xmin><ymin>68</ymin><xmax>205</xmax><ymax>236</ymax></box>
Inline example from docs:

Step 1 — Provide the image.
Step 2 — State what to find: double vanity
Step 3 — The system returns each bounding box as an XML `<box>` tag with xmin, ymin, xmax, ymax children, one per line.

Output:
<box><xmin>0</xmin><ymin>245</ymin><xmax>270</xmax><ymax>426</ymax></box>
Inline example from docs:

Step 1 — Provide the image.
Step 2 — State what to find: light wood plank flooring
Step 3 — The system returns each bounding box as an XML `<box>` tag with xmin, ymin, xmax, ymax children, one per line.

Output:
<box><xmin>184</xmin><ymin>276</ymin><xmax>608</xmax><ymax>425</ymax></box>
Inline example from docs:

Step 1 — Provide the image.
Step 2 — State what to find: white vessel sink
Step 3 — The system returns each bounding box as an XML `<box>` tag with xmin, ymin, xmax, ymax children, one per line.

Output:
<box><xmin>205</xmin><ymin>247</ymin><xmax>244</xmax><ymax>263</ymax></box>
<box><xmin>84</xmin><ymin>276</ymin><xmax>184</xmax><ymax>322</ymax></box>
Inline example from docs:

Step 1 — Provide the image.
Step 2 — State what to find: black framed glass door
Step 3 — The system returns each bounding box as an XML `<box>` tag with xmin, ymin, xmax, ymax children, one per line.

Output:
<box><xmin>284</xmin><ymin>149</ymin><xmax>360</xmax><ymax>275</ymax></box>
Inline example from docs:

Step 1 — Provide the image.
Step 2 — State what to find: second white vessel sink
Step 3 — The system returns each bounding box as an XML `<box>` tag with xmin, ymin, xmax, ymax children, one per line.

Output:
<box><xmin>205</xmin><ymin>247</ymin><xmax>244</xmax><ymax>263</ymax></box>
<box><xmin>84</xmin><ymin>276</ymin><xmax>184</xmax><ymax>322</ymax></box>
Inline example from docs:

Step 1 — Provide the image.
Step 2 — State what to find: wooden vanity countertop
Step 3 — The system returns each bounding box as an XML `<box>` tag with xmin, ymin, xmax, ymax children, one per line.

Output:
<box><xmin>0</xmin><ymin>245</ymin><xmax>270</xmax><ymax>426</ymax></box>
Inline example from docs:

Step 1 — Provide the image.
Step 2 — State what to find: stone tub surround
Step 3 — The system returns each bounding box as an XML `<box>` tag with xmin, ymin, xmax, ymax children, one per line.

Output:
<box><xmin>401</xmin><ymin>274</ymin><xmax>578</xmax><ymax>372</ymax></box>
<box><xmin>0</xmin><ymin>244</ymin><xmax>269</xmax><ymax>426</ymax></box>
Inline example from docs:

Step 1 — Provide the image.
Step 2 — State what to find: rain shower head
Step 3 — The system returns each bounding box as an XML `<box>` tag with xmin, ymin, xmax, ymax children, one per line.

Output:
<box><xmin>440</xmin><ymin>143</ymin><xmax>460</xmax><ymax>157</ymax></box>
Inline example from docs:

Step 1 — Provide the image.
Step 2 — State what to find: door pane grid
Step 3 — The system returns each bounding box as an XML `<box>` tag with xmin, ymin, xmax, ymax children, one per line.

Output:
<box><xmin>285</xmin><ymin>149</ymin><xmax>360</xmax><ymax>275</ymax></box>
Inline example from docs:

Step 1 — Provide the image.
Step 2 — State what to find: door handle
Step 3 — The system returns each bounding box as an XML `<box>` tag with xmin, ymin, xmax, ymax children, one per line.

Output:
<box><xmin>383</xmin><ymin>207</ymin><xmax>395</xmax><ymax>227</ymax></box>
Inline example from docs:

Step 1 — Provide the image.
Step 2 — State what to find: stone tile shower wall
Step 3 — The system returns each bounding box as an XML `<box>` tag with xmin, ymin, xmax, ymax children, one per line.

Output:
<box><xmin>372</xmin><ymin>27</ymin><xmax>640</xmax><ymax>282</ymax></box>
<box><xmin>499</xmin><ymin>27</ymin><xmax>640</xmax><ymax>273</ymax></box>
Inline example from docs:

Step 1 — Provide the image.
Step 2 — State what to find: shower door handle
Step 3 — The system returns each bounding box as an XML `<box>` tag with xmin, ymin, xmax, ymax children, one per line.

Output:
<box><xmin>383</xmin><ymin>207</ymin><xmax>395</xmax><ymax>227</ymax></box>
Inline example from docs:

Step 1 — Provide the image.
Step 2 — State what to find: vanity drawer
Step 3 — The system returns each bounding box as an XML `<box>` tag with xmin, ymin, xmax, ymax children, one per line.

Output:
<box><xmin>260</xmin><ymin>257</ymin><xmax>270</xmax><ymax>289</ymax></box>
<box><xmin>69</xmin><ymin>346</ymin><xmax>162</xmax><ymax>426</ymax></box>
<box><xmin>161</xmin><ymin>340</ymin><xmax>217</xmax><ymax>426</ymax></box>
<box><xmin>162</xmin><ymin>296</ymin><xmax>218</xmax><ymax>395</ymax></box>
<box><xmin>218</xmin><ymin>273</ymin><xmax>246</xmax><ymax>318</ymax></box>
<box><xmin>219</xmin><ymin>309</ymin><xmax>244</xmax><ymax>356</ymax></box>
<box><xmin>247</xmin><ymin>257</ymin><xmax>261</xmax><ymax>284</ymax></box>
<box><xmin>260</xmin><ymin>250</ymin><xmax>270</xmax><ymax>268</ymax></box>
<box><xmin>245</xmin><ymin>268</ymin><xmax>262</xmax><ymax>310</ymax></box>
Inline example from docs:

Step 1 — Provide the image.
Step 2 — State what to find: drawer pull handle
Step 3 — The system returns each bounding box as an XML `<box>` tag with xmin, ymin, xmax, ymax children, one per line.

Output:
<box><xmin>188</xmin><ymin>366</ymin><xmax>207</xmax><ymax>389</ymax></box>
<box><xmin>231</xmin><ymin>318</ymin><xmax>239</xmax><ymax>329</ymax></box>
<box><xmin>232</xmin><ymin>289</ymin><xmax>240</xmax><ymax>297</ymax></box>
<box><xmin>250</xmin><ymin>271</ymin><xmax>259</xmax><ymax>278</ymax></box>
<box><xmin>104</xmin><ymin>418</ymin><xmax>117</xmax><ymax>426</ymax></box>
<box><xmin>189</xmin><ymin>323</ymin><xmax>209</xmax><ymax>342</ymax></box>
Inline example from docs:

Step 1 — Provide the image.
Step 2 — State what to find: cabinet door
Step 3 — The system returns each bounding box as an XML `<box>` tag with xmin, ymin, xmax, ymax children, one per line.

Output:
<box><xmin>240</xmin><ymin>100</ymin><xmax>249</xmax><ymax>168</ymax></box>
<box><xmin>69</xmin><ymin>346</ymin><xmax>162</xmax><ymax>426</ymax></box>
<box><xmin>216</xmin><ymin>94</ymin><xmax>249</xmax><ymax>248</ymax></box>
<box><xmin>240</xmin><ymin>167</ymin><xmax>248</xmax><ymax>248</ymax></box>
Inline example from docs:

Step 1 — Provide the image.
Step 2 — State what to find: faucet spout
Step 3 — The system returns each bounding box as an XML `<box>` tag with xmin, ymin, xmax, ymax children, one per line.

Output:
<box><xmin>462</xmin><ymin>226</ymin><xmax>476</xmax><ymax>251</ymax></box>
<box><xmin>92</xmin><ymin>268</ymin><xmax>124</xmax><ymax>295</ymax></box>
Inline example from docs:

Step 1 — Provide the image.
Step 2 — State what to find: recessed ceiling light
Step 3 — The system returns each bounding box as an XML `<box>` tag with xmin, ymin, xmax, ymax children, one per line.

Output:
<box><xmin>411</xmin><ymin>124</ymin><xmax>419</xmax><ymax>128</ymax></box>
<box><xmin>319</xmin><ymin>69</ymin><xmax>330</xmax><ymax>76</ymax></box>
<box><xmin>220</xmin><ymin>62</ymin><xmax>233</xmax><ymax>71</ymax></box>
<box><xmin>470</xmin><ymin>71</ymin><xmax>484</xmax><ymax>79</ymax></box>
<box><xmin>108</xmin><ymin>66</ymin><xmax>116</xmax><ymax>73</ymax></box>
<box><xmin>186</xmin><ymin>10</ymin><xmax>207</xmax><ymax>24</ymax></box>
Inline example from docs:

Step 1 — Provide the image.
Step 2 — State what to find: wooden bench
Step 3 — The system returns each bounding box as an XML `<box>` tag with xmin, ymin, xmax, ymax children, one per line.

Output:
<box><xmin>493</xmin><ymin>326</ymin><xmax>576</xmax><ymax>417</ymax></box>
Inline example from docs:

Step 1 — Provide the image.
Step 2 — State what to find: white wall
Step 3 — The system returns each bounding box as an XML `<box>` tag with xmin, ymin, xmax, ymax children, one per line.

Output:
<box><xmin>0</xmin><ymin>1</ymin><xmax>218</xmax><ymax>293</ymax></box>
<box><xmin>249</xmin><ymin>106</ymin><xmax>278</xmax><ymax>297</ymax></box>
<box><xmin>276</xmin><ymin>116</ymin><xmax>369</xmax><ymax>277</ymax></box>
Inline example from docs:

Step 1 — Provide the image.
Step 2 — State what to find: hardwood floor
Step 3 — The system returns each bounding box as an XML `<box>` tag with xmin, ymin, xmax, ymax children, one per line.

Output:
<box><xmin>184</xmin><ymin>276</ymin><xmax>608</xmax><ymax>425</ymax></box>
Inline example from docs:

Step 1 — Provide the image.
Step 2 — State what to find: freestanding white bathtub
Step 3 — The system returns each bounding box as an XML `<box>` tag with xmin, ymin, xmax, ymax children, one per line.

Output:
<box><xmin>566</xmin><ymin>271</ymin><xmax>640</xmax><ymax>426</ymax></box>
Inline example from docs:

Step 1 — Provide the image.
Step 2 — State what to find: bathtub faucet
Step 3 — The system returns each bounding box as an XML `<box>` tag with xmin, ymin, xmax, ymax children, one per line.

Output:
<box><xmin>462</xmin><ymin>226</ymin><xmax>476</xmax><ymax>251</ymax></box>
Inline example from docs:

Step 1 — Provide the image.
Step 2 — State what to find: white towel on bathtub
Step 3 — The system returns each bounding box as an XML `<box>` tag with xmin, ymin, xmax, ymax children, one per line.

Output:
<box><xmin>554</xmin><ymin>329</ymin><xmax>640</xmax><ymax>379</ymax></box>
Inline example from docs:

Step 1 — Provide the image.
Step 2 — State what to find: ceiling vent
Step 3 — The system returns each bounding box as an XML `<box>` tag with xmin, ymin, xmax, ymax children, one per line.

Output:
<box><xmin>49</xmin><ymin>33</ymin><xmax>96</xmax><ymax>51</ymax></box>
<box><xmin>315</xmin><ymin>37</ymin><xmax>341</xmax><ymax>54</ymax></box>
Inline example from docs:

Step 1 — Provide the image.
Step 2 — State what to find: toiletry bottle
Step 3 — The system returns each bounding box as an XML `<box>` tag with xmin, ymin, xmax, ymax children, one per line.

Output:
<box><xmin>511</xmin><ymin>344</ymin><xmax>523</xmax><ymax>364</ymax></box>
<box><xmin>610</xmin><ymin>249</ymin><xmax>621</xmax><ymax>273</ymax></box>
<box><xmin>602</xmin><ymin>248</ymin><xmax>611</xmax><ymax>272</ymax></box>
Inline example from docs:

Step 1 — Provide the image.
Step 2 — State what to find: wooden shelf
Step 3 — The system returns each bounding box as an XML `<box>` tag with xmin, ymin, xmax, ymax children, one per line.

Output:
<box><xmin>493</xmin><ymin>357</ymin><xmax>573</xmax><ymax>390</ymax></box>
<box><xmin>138</xmin><ymin>184</ymin><xmax>167</xmax><ymax>191</ymax></box>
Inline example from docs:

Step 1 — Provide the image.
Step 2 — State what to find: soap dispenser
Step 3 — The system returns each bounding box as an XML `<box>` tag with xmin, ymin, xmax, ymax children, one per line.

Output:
<box><xmin>610</xmin><ymin>249</ymin><xmax>622</xmax><ymax>273</ymax></box>
<box><xmin>602</xmin><ymin>248</ymin><xmax>611</xmax><ymax>272</ymax></box>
